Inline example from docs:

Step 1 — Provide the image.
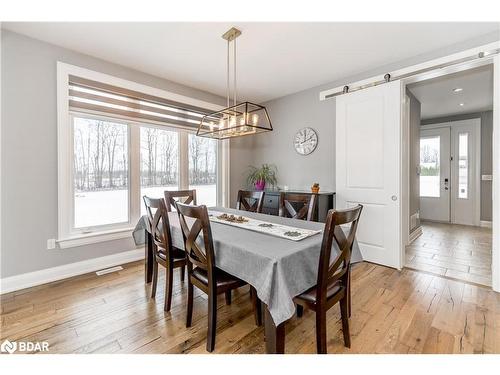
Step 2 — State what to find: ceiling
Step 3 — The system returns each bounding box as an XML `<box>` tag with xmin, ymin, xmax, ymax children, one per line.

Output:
<box><xmin>408</xmin><ymin>65</ymin><xmax>494</xmax><ymax>119</ymax></box>
<box><xmin>3</xmin><ymin>22</ymin><xmax>499</xmax><ymax>103</ymax></box>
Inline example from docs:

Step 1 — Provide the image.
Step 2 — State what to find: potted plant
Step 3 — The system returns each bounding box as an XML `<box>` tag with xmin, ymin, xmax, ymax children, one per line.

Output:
<box><xmin>246</xmin><ymin>164</ymin><xmax>278</xmax><ymax>191</ymax></box>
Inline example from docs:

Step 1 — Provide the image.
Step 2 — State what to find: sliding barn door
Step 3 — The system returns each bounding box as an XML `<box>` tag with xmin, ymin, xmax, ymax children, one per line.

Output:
<box><xmin>336</xmin><ymin>81</ymin><xmax>403</xmax><ymax>269</ymax></box>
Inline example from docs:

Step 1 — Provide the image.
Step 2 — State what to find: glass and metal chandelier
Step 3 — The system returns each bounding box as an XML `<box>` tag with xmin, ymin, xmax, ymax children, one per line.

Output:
<box><xmin>197</xmin><ymin>27</ymin><xmax>273</xmax><ymax>140</ymax></box>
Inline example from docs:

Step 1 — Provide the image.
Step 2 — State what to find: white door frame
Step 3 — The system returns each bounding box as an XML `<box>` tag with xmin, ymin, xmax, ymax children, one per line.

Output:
<box><xmin>322</xmin><ymin>41</ymin><xmax>499</xmax><ymax>291</ymax></box>
<box><xmin>402</xmin><ymin>58</ymin><xmax>497</xmax><ymax>291</ymax></box>
<box><xmin>402</xmin><ymin>94</ymin><xmax>410</xmax><ymax>245</ymax></box>
<box><xmin>493</xmin><ymin>55</ymin><xmax>500</xmax><ymax>292</ymax></box>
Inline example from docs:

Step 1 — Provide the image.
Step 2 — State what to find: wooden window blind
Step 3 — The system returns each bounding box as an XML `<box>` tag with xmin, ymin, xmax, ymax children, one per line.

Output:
<box><xmin>68</xmin><ymin>75</ymin><xmax>211</xmax><ymax>129</ymax></box>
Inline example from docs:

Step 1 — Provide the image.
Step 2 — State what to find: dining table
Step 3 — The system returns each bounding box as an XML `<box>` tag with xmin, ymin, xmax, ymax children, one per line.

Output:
<box><xmin>132</xmin><ymin>206</ymin><xmax>363</xmax><ymax>353</ymax></box>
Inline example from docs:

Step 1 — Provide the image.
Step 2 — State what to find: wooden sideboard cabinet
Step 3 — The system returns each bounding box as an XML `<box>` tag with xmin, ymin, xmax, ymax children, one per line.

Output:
<box><xmin>251</xmin><ymin>189</ymin><xmax>335</xmax><ymax>223</ymax></box>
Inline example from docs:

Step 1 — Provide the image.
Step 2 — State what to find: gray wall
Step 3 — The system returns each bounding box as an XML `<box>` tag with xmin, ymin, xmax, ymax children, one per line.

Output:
<box><xmin>2</xmin><ymin>29</ymin><xmax>498</xmax><ymax>279</ymax></box>
<box><xmin>421</xmin><ymin>111</ymin><xmax>493</xmax><ymax>221</ymax></box>
<box><xmin>407</xmin><ymin>90</ymin><xmax>422</xmax><ymax>232</ymax></box>
<box><xmin>229</xmin><ymin>31</ymin><xmax>500</xmax><ymax>207</ymax></box>
<box><xmin>230</xmin><ymin>86</ymin><xmax>335</xmax><ymax>206</ymax></box>
<box><xmin>1</xmin><ymin>30</ymin><xmax>225</xmax><ymax>278</ymax></box>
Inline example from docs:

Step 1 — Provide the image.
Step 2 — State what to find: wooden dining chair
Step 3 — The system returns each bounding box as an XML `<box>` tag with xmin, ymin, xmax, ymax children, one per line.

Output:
<box><xmin>293</xmin><ymin>204</ymin><xmax>363</xmax><ymax>354</ymax></box>
<box><xmin>143</xmin><ymin>196</ymin><xmax>187</xmax><ymax>312</ymax></box>
<box><xmin>236</xmin><ymin>190</ymin><xmax>265</xmax><ymax>213</ymax></box>
<box><xmin>176</xmin><ymin>202</ymin><xmax>262</xmax><ymax>352</ymax></box>
<box><xmin>279</xmin><ymin>192</ymin><xmax>318</xmax><ymax>221</ymax></box>
<box><xmin>164</xmin><ymin>190</ymin><xmax>197</xmax><ymax>212</ymax></box>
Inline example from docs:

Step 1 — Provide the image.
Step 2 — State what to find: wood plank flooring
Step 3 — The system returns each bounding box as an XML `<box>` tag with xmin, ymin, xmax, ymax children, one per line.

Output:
<box><xmin>405</xmin><ymin>221</ymin><xmax>492</xmax><ymax>287</ymax></box>
<box><xmin>1</xmin><ymin>261</ymin><xmax>499</xmax><ymax>354</ymax></box>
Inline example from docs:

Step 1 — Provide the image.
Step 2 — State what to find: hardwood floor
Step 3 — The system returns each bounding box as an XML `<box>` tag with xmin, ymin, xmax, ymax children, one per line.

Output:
<box><xmin>406</xmin><ymin>221</ymin><xmax>492</xmax><ymax>287</ymax></box>
<box><xmin>1</xmin><ymin>261</ymin><xmax>499</xmax><ymax>354</ymax></box>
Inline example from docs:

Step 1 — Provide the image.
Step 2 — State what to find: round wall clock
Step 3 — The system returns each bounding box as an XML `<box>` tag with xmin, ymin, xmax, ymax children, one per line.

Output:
<box><xmin>293</xmin><ymin>127</ymin><xmax>318</xmax><ymax>155</ymax></box>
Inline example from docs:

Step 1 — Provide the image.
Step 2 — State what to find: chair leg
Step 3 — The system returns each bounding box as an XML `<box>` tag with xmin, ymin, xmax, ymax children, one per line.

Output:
<box><xmin>180</xmin><ymin>265</ymin><xmax>185</xmax><ymax>282</ymax></box>
<box><xmin>296</xmin><ymin>304</ymin><xmax>304</xmax><ymax>318</ymax></box>
<box><xmin>151</xmin><ymin>261</ymin><xmax>158</xmax><ymax>298</ymax></box>
<box><xmin>250</xmin><ymin>287</ymin><xmax>262</xmax><ymax>326</ymax></box>
<box><xmin>340</xmin><ymin>297</ymin><xmax>351</xmax><ymax>348</ymax></box>
<box><xmin>186</xmin><ymin>279</ymin><xmax>193</xmax><ymax>327</ymax></box>
<box><xmin>347</xmin><ymin>269</ymin><xmax>352</xmax><ymax>318</ymax></box>
<box><xmin>316</xmin><ymin>310</ymin><xmax>327</xmax><ymax>354</ymax></box>
<box><xmin>207</xmin><ymin>292</ymin><xmax>217</xmax><ymax>352</ymax></box>
<box><xmin>164</xmin><ymin>265</ymin><xmax>174</xmax><ymax>312</ymax></box>
<box><xmin>225</xmin><ymin>291</ymin><xmax>232</xmax><ymax>305</ymax></box>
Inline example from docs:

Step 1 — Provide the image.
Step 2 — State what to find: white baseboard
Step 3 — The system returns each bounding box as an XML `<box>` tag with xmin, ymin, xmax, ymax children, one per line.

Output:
<box><xmin>480</xmin><ymin>220</ymin><xmax>493</xmax><ymax>228</ymax></box>
<box><xmin>408</xmin><ymin>226</ymin><xmax>423</xmax><ymax>244</ymax></box>
<box><xmin>0</xmin><ymin>248</ymin><xmax>144</xmax><ymax>295</ymax></box>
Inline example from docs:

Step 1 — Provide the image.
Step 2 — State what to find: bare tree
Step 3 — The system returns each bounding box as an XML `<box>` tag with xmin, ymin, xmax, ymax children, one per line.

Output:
<box><xmin>73</xmin><ymin>118</ymin><xmax>128</xmax><ymax>192</ymax></box>
<box><xmin>144</xmin><ymin>128</ymin><xmax>158</xmax><ymax>185</ymax></box>
<box><xmin>189</xmin><ymin>136</ymin><xmax>202</xmax><ymax>184</ymax></box>
<box><xmin>86</xmin><ymin>125</ymin><xmax>92</xmax><ymax>190</ymax></box>
<box><xmin>105</xmin><ymin>126</ymin><xmax>120</xmax><ymax>187</ymax></box>
<box><xmin>90</xmin><ymin>121</ymin><xmax>107</xmax><ymax>189</ymax></box>
<box><xmin>161</xmin><ymin>132</ymin><xmax>176</xmax><ymax>184</ymax></box>
<box><xmin>421</xmin><ymin>144</ymin><xmax>439</xmax><ymax>164</ymax></box>
<box><xmin>78</xmin><ymin>128</ymin><xmax>89</xmax><ymax>190</ymax></box>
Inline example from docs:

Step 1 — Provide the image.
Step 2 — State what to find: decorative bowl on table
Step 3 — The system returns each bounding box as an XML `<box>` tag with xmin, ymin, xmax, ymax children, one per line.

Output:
<box><xmin>217</xmin><ymin>213</ymin><xmax>249</xmax><ymax>223</ymax></box>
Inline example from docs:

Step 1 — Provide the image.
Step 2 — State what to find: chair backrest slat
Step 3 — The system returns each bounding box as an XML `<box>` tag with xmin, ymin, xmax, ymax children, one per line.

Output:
<box><xmin>143</xmin><ymin>196</ymin><xmax>174</xmax><ymax>260</ymax></box>
<box><xmin>279</xmin><ymin>192</ymin><xmax>318</xmax><ymax>221</ymax></box>
<box><xmin>316</xmin><ymin>205</ymin><xmax>363</xmax><ymax>301</ymax></box>
<box><xmin>176</xmin><ymin>202</ymin><xmax>216</xmax><ymax>274</ymax></box>
<box><xmin>164</xmin><ymin>190</ymin><xmax>197</xmax><ymax>212</ymax></box>
<box><xmin>236</xmin><ymin>190</ymin><xmax>265</xmax><ymax>213</ymax></box>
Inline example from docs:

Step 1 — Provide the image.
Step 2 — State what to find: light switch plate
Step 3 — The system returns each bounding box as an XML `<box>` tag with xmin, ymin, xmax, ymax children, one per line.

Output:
<box><xmin>47</xmin><ymin>238</ymin><xmax>57</xmax><ymax>249</ymax></box>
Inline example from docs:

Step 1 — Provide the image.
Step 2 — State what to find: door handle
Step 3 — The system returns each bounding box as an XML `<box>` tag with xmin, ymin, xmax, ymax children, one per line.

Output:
<box><xmin>444</xmin><ymin>178</ymin><xmax>449</xmax><ymax>191</ymax></box>
<box><xmin>391</xmin><ymin>195</ymin><xmax>397</xmax><ymax>201</ymax></box>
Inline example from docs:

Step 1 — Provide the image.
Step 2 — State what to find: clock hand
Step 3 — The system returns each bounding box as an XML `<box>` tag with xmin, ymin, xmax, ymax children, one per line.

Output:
<box><xmin>300</xmin><ymin>136</ymin><xmax>315</xmax><ymax>145</ymax></box>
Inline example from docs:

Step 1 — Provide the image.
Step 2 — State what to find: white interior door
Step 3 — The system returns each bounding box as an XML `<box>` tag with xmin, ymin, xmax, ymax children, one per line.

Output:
<box><xmin>451</xmin><ymin>119</ymin><xmax>481</xmax><ymax>225</ymax></box>
<box><xmin>336</xmin><ymin>81</ymin><xmax>402</xmax><ymax>269</ymax></box>
<box><xmin>420</xmin><ymin>127</ymin><xmax>451</xmax><ymax>222</ymax></box>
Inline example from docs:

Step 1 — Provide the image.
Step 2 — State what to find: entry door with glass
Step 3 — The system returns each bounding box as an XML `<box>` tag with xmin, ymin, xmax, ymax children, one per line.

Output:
<box><xmin>419</xmin><ymin>127</ymin><xmax>451</xmax><ymax>222</ymax></box>
<box><xmin>419</xmin><ymin>119</ymin><xmax>480</xmax><ymax>225</ymax></box>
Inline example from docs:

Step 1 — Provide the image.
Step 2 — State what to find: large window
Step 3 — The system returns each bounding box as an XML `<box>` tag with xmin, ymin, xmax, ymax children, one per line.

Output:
<box><xmin>188</xmin><ymin>134</ymin><xmax>217</xmax><ymax>206</ymax></box>
<box><xmin>73</xmin><ymin>117</ymin><xmax>129</xmax><ymax>228</ymax></box>
<box><xmin>69</xmin><ymin>114</ymin><xmax>220</xmax><ymax>234</ymax></box>
<box><xmin>58</xmin><ymin>63</ymin><xmax>228</xmax><ymax>247</ymax></box>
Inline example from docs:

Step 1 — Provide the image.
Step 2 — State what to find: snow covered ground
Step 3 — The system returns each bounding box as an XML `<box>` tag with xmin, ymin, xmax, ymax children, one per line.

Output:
<box><xmin>420</xmin><ymin>176</ymin><xmax>439</xmax><ymax>197</ymax></box>
<box><xmin>74</xmin><ymin>184</ymin><xmax>216</xmax><ymax>228</ymax></box>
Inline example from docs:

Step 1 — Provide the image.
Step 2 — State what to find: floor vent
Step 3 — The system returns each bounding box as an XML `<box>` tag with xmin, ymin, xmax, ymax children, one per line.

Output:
<box><xmin>96</xmin><ymin>266</ymin><xmax>124</xmax><ymax>276</ymax></box>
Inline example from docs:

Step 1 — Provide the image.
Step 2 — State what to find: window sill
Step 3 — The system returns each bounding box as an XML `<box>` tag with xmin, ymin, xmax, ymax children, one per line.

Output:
<box><xmin>57</xmin><ymin>227</ymin><xmax>135</xmax><ymax>249</ymax></box>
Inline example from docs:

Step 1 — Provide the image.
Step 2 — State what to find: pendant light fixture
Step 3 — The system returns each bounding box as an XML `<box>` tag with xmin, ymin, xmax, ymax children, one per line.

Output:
<box><xmin>197</xmin><ymin>27</ymin><xmax>273</xmax><ymax>140</ymax></box>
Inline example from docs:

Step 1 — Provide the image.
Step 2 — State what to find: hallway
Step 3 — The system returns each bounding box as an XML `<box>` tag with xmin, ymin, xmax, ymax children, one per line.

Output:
<box><xmin>405</xmin><ymin>221</ymin><xmax>492</xmax><ymax>286</ymax></box>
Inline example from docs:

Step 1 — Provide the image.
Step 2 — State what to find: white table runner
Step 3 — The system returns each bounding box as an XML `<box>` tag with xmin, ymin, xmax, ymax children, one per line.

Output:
<box><xmin>209</xmin><ymin>210</ymin><xmax>321</xmax><ymax>241</ymax></box>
